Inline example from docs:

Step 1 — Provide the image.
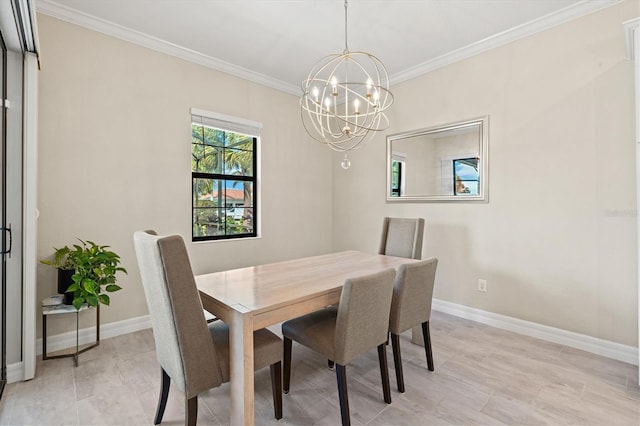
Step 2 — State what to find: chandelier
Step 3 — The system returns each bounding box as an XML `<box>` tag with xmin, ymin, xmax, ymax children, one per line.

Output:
<box><xmin>300</xmin><ymin>0</ymin><xmax>393</xmax><ymax>168</ymax></box>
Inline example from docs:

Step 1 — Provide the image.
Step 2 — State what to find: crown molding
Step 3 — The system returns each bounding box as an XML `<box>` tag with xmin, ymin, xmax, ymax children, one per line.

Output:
<box><xmin>36</xmin><ymin>0</ymin><xmax>621</xmax><ymax>94</ymax></box>
<box><xmin>391</xmin><ymin>0</ymin><xmax>623</xmax><ymax>85</ymax></box>
<box><xmin>624</xmin><ymin>17</ymin><xmax>640</xmax><ymax>60</ymax></box>
<box><xmin>35</xmin><ymin>0</ymin><xmax>301</xmax><ymax>95</ymax></box>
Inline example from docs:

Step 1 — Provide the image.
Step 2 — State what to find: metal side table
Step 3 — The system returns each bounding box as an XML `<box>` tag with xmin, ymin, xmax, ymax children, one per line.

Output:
<box><xmin>42</xmin><ymin>298</ymin><xmax>100</xmax><ymax>367</ymax></box>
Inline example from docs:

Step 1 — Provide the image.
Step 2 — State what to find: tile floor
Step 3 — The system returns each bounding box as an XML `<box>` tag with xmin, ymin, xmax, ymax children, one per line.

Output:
<box><xmin>0</xmin><ymin>311</ymin><xmax>638</xmax><ymax>425</ymax></box>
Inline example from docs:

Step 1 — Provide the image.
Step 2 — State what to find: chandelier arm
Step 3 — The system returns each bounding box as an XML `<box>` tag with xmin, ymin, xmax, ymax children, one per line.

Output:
<box><xmin>301</xmin><ymin>97</ymin><xmax>325</xmax><ymax>138</ymax></box>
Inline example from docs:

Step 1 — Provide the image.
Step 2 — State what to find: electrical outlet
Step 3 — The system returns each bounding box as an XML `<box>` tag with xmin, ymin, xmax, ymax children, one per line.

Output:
<box><xmin>478</xmin><ymin>279</ymin><xmax>488</xmax><ymax>292</ymax></box>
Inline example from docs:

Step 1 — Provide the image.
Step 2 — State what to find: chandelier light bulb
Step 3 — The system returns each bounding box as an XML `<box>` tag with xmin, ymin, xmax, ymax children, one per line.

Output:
<box><xmin>331</xmin><ymin>76</ymin><xmax>338</xmax><ymax>95</ymax></box>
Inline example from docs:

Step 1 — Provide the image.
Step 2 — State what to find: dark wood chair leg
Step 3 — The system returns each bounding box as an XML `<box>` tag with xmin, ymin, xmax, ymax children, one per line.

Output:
<box><xmin>335</xmin><ymin>364</ymin><xmax>350</xmax><ymax>426</ymax></box>
<box><xmin>390</xmin><ymin>333</ymin><xmax>405</xmax><ymax>393</ymax></box>
<box><xmin>422</xmin><ymin>321</ymin><xmax>434</xmax><ymax>371</ymax></box>
<box><xmin>377</xmin><ymin>344</ymin><xmax>392</xmax><ymax>404</ymax></box>
<box><xmin>328</xmin><ymin>359</ymin><xmax>335</xmax><ymax>370</ymax></box>
<box><xmin>283</xmin><ymin>337</ymin><xmax>292</xmax><ymax>394</ymax></box>
<box><xmin>186</xmin><ymin>396</ymin><xmax>197</xmax><ymax>426</ymax></box>
<box><xmin>154</xmin><ymin>368</ymin><xmax>171</xmax><ymax>425</ymax></box>
<box><xmin>270</xmin><ymin>361</ymin><xmax>283</xmax><ymax>419</ymax></box>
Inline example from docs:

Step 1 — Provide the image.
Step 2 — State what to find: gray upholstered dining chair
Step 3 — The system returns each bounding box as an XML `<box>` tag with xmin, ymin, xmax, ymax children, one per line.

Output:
<box><xmin>378</xmin><ymin>217</ymin><xmax>425</xmax><ymax>260</ymax></box>
<box><xmin>133</xmin><ymin>230</ymin><xmax>283</xmax><ymax>425</ymax></box>
<box><xmin>388</xmin><ymin>257</ymin><xmax>438</xmax><ymax>393</ymax></box>
<box><xmin>282</xmin><ymin>269</ymin><xmax>396</xmax><ymax>426</ymax></box>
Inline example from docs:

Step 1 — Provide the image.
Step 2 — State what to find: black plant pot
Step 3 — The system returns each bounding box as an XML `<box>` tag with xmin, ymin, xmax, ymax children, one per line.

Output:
<box><xmin>57</xmin><ymin>269</ymin><xmax>75</xmax><ymax>305</ymax></box>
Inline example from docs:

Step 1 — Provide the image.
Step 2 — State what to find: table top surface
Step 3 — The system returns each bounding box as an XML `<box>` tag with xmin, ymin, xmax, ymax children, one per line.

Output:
<box><xmin>195</xmin><ymin>250</ymin><xmax>413</xmax><ymax>314</ymax></box>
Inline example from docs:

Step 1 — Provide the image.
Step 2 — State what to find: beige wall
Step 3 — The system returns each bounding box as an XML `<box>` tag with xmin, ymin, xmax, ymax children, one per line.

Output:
<box><xmin>35</xmin><ymin>1</ymin><xmax>639</xmax><ymax>347</ymax></box>
<box><xmin>36</xmin><ymin>14</ymin><xmax>333</xmax><ymax>336</ymax></box>
<box><xmin>333</xmin><ymin>0</ymin><xmax>639</xmax><ymax>346</ymax></box>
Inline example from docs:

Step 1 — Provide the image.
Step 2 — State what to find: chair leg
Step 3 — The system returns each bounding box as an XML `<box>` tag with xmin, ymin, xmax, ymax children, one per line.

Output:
<box><xmin>328</xmin><ymin>359</ymin><xmax>335</xmax><ymax>370</ymax></box>
<box><xmin>390</xmin><ymin>333</ymin><xmax>405</xmax><ymax>393</ymax></box>
<box><xmin>377</xmin><ymin>344</ymin><xmax>392</xmax><ymax>404</ymax></box>
<box><xmin>283</xmin><ymin>337</ymin><xmax>292</xmax><ymax>394</ymax></box>
<box><xmin>154</xmin><ymin>368</ymin><xmax>171</xmax><ymax>425</ymax></box>
<box><xmin>422</xmin><ymin>321</ymin><xmax>434</xmax><ymax>371</ymax></box>
<box><xmin>335</xmin><ymin>364</ymin><xmax>350</xmax><ymax>426</ymax></box>
<box><xmin>270</xmin><ymin>361</ymin><xmax>283</xmax><ymax>419</ymax></box>
<box><xmin>186</xmin><ymin>396</ymin><xmax>197</xmax><ymax>426</ymax></box>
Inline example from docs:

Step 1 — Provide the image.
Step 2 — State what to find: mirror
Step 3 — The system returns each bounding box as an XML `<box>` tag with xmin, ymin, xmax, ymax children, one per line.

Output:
<box><xmin>386</xmin><ymin>116</ymin><xmax>488</xmax><ymax>202</ymax></box>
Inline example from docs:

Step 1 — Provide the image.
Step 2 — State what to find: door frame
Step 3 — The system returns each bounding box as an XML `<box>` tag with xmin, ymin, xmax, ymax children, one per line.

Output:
<box><xmin>624</xmin><ymin>17</ymin><xmax>640</xmax><ymax>377</ymax></box>
<box><xmin>0</xmin><ymin>27</ymin><xmax>6</xmax><ymax>398</ymax></box>
<box><xmin>22</xmin><ymin>52</ymin><xmax>38</xmax><ymax>381</ymax></box>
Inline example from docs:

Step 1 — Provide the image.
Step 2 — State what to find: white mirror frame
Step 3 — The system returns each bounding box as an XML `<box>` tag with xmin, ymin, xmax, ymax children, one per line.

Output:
<box><xmin>386</xmin><ymin>116</ymin><xmax>489</xmax><ymax>202</ymax></box>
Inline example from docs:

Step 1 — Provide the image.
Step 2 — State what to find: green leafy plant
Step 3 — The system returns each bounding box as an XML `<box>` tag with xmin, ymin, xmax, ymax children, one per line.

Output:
<box><xmin>41</xmin><ymin>239</ymin><xmax>127</xmax><ymax>310</ymax></box>
<box><xmin>40</xmin><ymin>245</ymin><xmax>74</xmax><ymax>270</ymax></box>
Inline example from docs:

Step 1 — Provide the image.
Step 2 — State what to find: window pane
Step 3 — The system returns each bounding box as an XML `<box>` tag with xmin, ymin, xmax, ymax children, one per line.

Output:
<box><xmin>453</xmin><ymin>158</ymin><xmax>479</xmax><ymax>196</ymax></box>
<box><xmin>205</xmin><ymin>128</ymin><xmax>225</xmax><ymax>147</ymax></box>
<box><xmin>192</xmin><ymin>124</ymin><xmax>225</xmax><ymax>147</ymax></box>
<box><xmin>225</xmin><ymin>181</ymin><xmax>253</xmax><ymax>207</ymax></box>
<box><xmin>243</xmin><ymin>207</ymin><xmax>255</xmax><ymax>231</ymax></box>
<box><xmin>223</xmin><ymin>147</ymin><xmax>254</xmax><ymax>176</ymax></box>
<box><xmin>193</xmin><ymin>178</ymin><xmax>222</xmax><ymax>207</ymax></box>
<box><xmin>193</xmin><ymin>207</ymin><xmax>224</xmax><ymax>237</ymax></box>
<box><xmin>192</xmin><ymin>145</ymin><xmax>222</xmax><ymax>174</ymax></box>
<box><xmin>391</xmin><ymin>162</ymin><xmax>399</xmax><ymax>191</ymax></box>
<box><xmin>225</xmin><ymin>217</ymin><xmax>246</xmax><ymax>235</ymax></box>
<box><xmin>225</xmin><ymin>132</ymin><xmax>254</xmax><ymax>150</ymax></box>
<box><xmin>225</xmin><ymin>207</ymin><xmax>254</xmax><ymax>235</ymax></box>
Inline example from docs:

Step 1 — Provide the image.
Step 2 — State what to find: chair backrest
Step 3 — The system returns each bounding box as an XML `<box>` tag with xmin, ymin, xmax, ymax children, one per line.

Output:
<box><xmin>378</xmin><ymin>217</ymin><xmax>425</xmax><ymax>260</ymax></box>
<box><xmin>389</xmin><ymin>258</ymin><xmax>438</xmax><ymax>335</ymax></box>
<box><xmin>133</xmin><ymin>230</ymin><xmax>223</xmax><ymax>398</ymax></box>
<box><xmin>334</xmin><ymin>268</ymin><xmax>396</xmax><ymax>365</ymax></box>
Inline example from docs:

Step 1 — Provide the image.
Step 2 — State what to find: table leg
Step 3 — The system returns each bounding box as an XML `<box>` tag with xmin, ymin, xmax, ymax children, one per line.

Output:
<box><xmin>74</xmin><ymin>312</ymin><xmax>79</xmax><ymax>367</ymax></box>
<box><xmin>229</xmin><ymin>308</ymin><xmax>254</xmax><ymax>426</ymax></box>
<box><xmin>42</xmin><ymin>314</ymin><xmax>47</xmax><ymax>359</ymax></box>
<box><xmin>96</xmin><ymin>304</ymin><xmax>100</xmax><ymax>343</ymax></box>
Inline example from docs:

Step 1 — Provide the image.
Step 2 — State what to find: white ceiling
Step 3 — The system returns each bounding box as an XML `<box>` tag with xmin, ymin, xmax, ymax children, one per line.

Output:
<box><xmin>35</xmin><ymin>0</ymin><xmax>619</xmax><ymax>95</ymax></box>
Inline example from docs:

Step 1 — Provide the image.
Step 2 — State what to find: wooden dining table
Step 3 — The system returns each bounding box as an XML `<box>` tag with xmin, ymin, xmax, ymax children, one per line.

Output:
<box><xmin>195</xmin><ymin>250</ymin><xmax>415</xmax><ymax>426</ymax></box>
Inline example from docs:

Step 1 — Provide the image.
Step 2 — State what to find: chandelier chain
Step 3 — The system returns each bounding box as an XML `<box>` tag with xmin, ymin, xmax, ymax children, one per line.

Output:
<box><xmin>344</xmin><ymin>0</ymin><xmax>349</xmax><ymax>54</ymax></box>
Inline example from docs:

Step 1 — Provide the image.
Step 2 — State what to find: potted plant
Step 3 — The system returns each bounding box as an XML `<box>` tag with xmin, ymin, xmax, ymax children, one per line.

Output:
<box><xmin>41</xmin><ymin>239</ymin><xmax>127</xmax><ymax>310</ymax></box>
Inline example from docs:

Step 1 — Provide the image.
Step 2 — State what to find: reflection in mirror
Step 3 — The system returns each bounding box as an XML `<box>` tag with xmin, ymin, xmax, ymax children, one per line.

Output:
<box><xmin>387</xmin><ymin>116</ymin><xmax>488</xmax><ymax>201</ymax></box>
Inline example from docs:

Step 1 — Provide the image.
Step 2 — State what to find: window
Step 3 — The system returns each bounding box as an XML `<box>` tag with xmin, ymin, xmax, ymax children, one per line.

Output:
<box><xmin>453</xmin><ymin>157</ymin><xmax>479</xmax><ymax>196</ymax></box>
<box><xmin>191</xmin><ymin>109</ymin><xmax>260</xmax><ymax>241</ymax></box>
<box><xmin>390</xmin><ymin>153</ymin><xmax>406</xmax><ymax>197</ymax></box>
<box><xmin>390</xmin><ymin>160</ymin><xmax>403</xmax><ymax>196</ymax></box>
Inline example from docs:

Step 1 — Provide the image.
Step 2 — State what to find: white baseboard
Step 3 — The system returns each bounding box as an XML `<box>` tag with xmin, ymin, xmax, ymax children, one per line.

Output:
<box><xmin>7</xmin><ymin>362</ymin><xmax>24</xmax><ymax>384</ymax></box>
<box><xmin>30</xmin><ymin>300</ymin><xmax>638</xmax><ymax>373</ymax></box>
<box><xmin>5</xmin><ymin>315</ymin><xmax>151</xmax><ymax>384</ymax></box>
<box><xmin>433</xmin><ymin>298</ymin><xmax>639</xmax><ymax>366</ymax></box>
<box><xmin>36</xmin><ymin>314</ymin><xmax>151</xmax><ymax>356</ymax></box>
